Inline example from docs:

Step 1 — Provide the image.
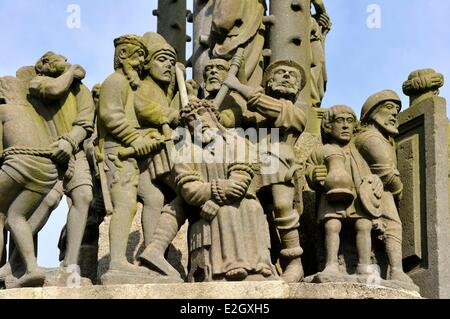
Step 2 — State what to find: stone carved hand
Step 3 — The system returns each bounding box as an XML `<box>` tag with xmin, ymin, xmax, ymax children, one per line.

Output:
<box><xmin>312</xmin><ymin>165</ymin><xmax>328</xmax><ymax>184</ymax></box>
<box><xmin>367</xmin><ymin>175</ymin><xmax>384</xmax><ymax>199</ymax></box>
<box><xmin>200</xmin><ymin>200</ymin><xmax>220</xmax><ymax>222</ymax></box>
<box><xmin>317</xmin><ymin>12</ymin><xmax>332</xmax><ymax>32</ymax></box>
<box><xmin>219</xmin><ymin>179</ymin><xmax>248</xmax><ymax>200</ymax></box>
<box><xmin>186</xmin><ymin>79</ymin><xmax>200</xmax><ymax>97</ymax></box>
<box><xmin>50</xmin><ymin>139</ymin><xmax>73</xmax><ymax>164</ymax></box>
<box><xmin>71</xmin><ymin>64</ymin><xmax>86</xmax><ymax>80</ymax></box>
<box><xmin>223</xmin><ymin>73</ymin><xmax>241</xmax><ymax>92</ymax></box>
<box><xmin>131</xmin><ymin>136</ymin><xmax>161</xmax><ymax>157</ymax></box>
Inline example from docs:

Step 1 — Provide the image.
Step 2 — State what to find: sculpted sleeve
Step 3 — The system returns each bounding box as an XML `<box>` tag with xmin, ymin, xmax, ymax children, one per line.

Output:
<box><xmin>248</xmin><ymin>91</ymin><xmax>307</xmax><ymax>133</ymax></box>
<box><xmin>174</xmin><ymin>162</ymin><xmax>212</xmax><ymax>207</ymax></box>
<box><xmin>99</xmin><ymin>74</ymin><xmax>140</xmax><ymax>146</ymax></box>
<box><xmin>305</xmin><ymin>148</ymin><xmax>324</xmax><ymax>192</ymax></box>
<box><xmin>73</xmin><ymin>83</ymin><xmax>95</xmax><ymax>134</ymax></box>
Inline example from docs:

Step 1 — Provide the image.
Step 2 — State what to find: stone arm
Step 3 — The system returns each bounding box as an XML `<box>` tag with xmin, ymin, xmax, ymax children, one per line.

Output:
<box><xmin>29</xmin><ymin>66</ymin><xmax>78</xmax><ymax>101</ymax></box>
<box><xmin>174</xmin><ymin>163</ymin><xmax>212</xmax><ymax>207</ymax></box>
<box><xmin>223</xmin><ymin>75</ymin><xmax>307</xmax><ymax>132</ymax></box>
<box><xmin>69</xmin><ymin>83</ymin><xmax>95</xmax><ymax>146</ymax></box>
<box><xmin>247</xmin><ymin>91</ymin><xmax>307</xmax><ymax>133</ymax></box>
<box><xmin>134</xmin><ymin>98</ymin><xmax>169</xmax><ymax>128</ymax></box>
<box><xmin>357</xmin><ymin>135</ymin><xmax>403</xmax><ymax>196</ymax></box>
<box><xmin>98</xmin><ymin>74</ymin><xmax>140</xmax><ymax>146</ymax></box>
<box><xmin>305</xmin><ymin>148</ymin><xmax>325</xmax><ymax>192</ymax></box>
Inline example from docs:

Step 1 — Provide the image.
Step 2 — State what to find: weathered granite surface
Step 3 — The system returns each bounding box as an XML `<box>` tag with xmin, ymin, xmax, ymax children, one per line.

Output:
<box><xmin>0</xmin><ymin>282</ymin><xmax>421</xmax><ymax>299</ymax></box>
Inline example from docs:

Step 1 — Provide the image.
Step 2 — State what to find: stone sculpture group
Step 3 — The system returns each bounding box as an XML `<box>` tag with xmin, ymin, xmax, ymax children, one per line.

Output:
<box><xmin>0</xmin><ymin>0</ymin><xmax>447</xmax><ymax>296</ymax></box>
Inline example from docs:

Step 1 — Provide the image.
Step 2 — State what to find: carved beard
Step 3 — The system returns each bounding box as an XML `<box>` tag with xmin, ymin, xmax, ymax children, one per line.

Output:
<box><xmin>267</xmin><ymin>81</ymin><xmax>299</xmax><ymax>102</ymax></box>
<box><xmin>123</xmin><ymin>62</ymin><xmax>141</xmax><ymax>90</ymax></box>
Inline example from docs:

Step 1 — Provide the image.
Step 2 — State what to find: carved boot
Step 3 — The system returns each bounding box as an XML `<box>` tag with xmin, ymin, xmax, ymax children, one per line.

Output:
<box><xmin>386</xmin><ymin>238</ymin><xmax>415</xmax><ymax>285</ymax></box>
<box><xmin>279</xmin><ymin>229</ymin><xmax>304</xmax><ymax>283</ymax></box>
<box><xmin>139</xmin><ymin>213</ymin><xmax>180</xmax><ymax>278</ymax></box>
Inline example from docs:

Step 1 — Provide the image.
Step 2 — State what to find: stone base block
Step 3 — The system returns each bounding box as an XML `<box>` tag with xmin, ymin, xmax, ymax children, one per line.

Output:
<box><xmin>0</xmin><ymin>282</ymin><xmax>421</xmax><ymax>299</ymax></box>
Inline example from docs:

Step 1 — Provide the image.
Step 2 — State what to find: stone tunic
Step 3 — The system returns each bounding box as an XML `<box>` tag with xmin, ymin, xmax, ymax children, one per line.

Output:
<box><xmin>248</xmin><ymin>91</ymin><xmax>307</xmax><ymax>187</ymax></box>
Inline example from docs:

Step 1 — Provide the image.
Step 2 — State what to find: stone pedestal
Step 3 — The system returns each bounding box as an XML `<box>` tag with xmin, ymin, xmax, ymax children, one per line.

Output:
<box><xmin>0</xmin><ymin>281</ymin><xmax>421</xmax><ymax>299</ymax></box>
<box><xmin>396</xmin><ymin>96</ymin><xmax>450</xmax><ymax>298</ymax></box>
<box><xmin>97</xmin><ymin>204</ymin><xmax>189</xmax><ymax>282</ymax></box>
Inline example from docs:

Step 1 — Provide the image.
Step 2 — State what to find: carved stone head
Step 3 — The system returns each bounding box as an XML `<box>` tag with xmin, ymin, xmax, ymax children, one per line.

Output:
<box><xmin>142</xmin><ymin>32</ymin><xmax>177</xmax><ymax>85</ymax></box>
<box><xmin>113</xmin><ymin>34</ymin><xmax>148</xmax><ymax>88</ymax></box>
<box><xmin>203</xmin><ymin>58</ymin><xmax>230</xmax><ymax>94</ymax></box>
<box><xmin>361</xmin><ymin>90</ymin><xmax>402</xmax><ymax>136</ymax></box>
<box><xmin>35</xmin><ymin>51</ymin><xmax>69</xmax><ymax>77</ymax></box>
<box><xmin>264</xmin><ymin>60</ymin><xmax>306</xmax><ymax>102</ymax></box>
<box><xmin>180</xmin><ymin>98</ymin><xmax>221</xmax><ymax>145</ymax></box>
<box><xmin>321</xmin><ymin>105</ymin><xmax>357</xmax><ymax>145</ymax></box>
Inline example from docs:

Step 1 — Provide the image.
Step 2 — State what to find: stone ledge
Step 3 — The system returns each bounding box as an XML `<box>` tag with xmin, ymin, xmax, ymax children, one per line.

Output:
<box><xmin>0</xmin><ymin>282</ymin><xmax>421</xmax><ymax>299</ymax></box>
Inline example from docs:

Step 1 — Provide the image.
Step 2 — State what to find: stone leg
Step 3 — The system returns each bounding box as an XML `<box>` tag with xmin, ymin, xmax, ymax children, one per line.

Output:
<box><xmin>272</xmin><ymin>183</ymin><xmax>304</xmax><ymax>283</ymax></box>
<box><xmin>62</xmin><ymin>184</ymin><xmax>93</xmax><ymax>267</ymax></box>
<box><xmin>139</xmin><ymin>197</ymin><xmax>186</xmax><ymax>280</ymax></box>
<box><xmin>322</xmin><ymin>218</ymin><xmax>341</xmax><ymax>273</ymax></box>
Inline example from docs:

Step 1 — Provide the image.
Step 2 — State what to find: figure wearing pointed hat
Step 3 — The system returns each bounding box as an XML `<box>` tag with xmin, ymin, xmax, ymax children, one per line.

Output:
<box><xmin>97</xmin><ymin>34</ymin><xmax>163</xmax><ymax>282</ymax></box>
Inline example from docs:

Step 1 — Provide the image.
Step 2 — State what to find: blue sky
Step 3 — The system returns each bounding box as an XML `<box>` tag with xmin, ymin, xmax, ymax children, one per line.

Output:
<box><xmin>0</xmin><ymin>0</ymin><xmax>449</xmax><ymax>267</ymax></box>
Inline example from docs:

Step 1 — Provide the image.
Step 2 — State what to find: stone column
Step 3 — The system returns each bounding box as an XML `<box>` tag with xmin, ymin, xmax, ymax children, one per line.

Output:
<box><xmin>191</xmin><ymin>0</ymin><xmax>215</xmax><ymax>86</ymax></box>
<box><xmin>153</xmin><ymin>0</ymin><xmax>189</xmax><ymax>63</ymax></box>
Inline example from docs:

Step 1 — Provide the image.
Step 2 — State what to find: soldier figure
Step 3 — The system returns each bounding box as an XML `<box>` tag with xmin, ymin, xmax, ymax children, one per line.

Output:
<box><xmin>223</xmin><ymin>60</ymin><xmax>308</xmax><ymax>282</ymax></box>
<box><xmin>98</xmin><ymin>35</ymin><xmax>161</xmax><ymax>281</ymax></box>
<box><xmin>355</xmin><ymin>90</ymin><xmax>416</xmax><ymax>286</ymax></box>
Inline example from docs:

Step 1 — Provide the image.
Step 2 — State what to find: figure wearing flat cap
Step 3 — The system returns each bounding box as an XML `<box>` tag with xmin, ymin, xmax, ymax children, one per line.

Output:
<box><xmin>354</xmin><ymin>90</ymin><xmax>416</xmax><ymax>286</ymax></box>
<box><xmin>28</xmin><ymin>51</ymin><xmax>95</xmax><ymax>272</ymax></box>
<box><xmin>97</xmin><ymin>35</ymin><xmax>161</xmax><ymax>281</ymax></box>
<box><xmin>223</xmin><ymin>60</ymin><xmax>308</xmax><ymax>283</ymax></box>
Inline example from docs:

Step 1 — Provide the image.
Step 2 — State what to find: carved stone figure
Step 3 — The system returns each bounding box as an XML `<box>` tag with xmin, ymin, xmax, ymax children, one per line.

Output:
<box><xmin>0</xmin><ymin>76</ymin><xmax>59</xmax><ymax>287</ymax></box>
<box><xmin>173</xmin><ymin>98</ymin><xmax>277</xmax><ymax>282</ymax></box>
<box><xmin>310</xmin><ymin>0</ymin><xmax>332</xmax><ymax>108</ymax></box>
<box><xmin>97</xmin><ymin>35</ymin><xmax>163</xmax><ymax>284</ymax></box>
<box><xmin>207</xmin><ymin>0</ymin><xmax>266</xmax><ymax>88</ymax></box>
<box><xmin>27</xmin><ymin>52</ymin><xmax>95</xmax><ymax>273</ymax></box>
<box><xmin>133</xmin><ymin>32</ymin><xmax>182</xmax><ymax>246</ymax></box>
<box><xmin>306</xmin><ymin>105</ymin><xmax>383</xmax><ymax>279</ymax></box>
<box><xmin>354</xmin><ymin>90</ymin><xmax>417</xmax><ymax>288</ymax></box>
<box><xmin>223</xmin><ymin>60</ymin><xmax>308</xmax><ymax>282</ymax></box>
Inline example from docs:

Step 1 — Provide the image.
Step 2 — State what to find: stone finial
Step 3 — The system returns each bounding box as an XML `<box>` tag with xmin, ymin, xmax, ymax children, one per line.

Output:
<box><xmin>403</xmin><ymin>68</ymin><xmax>444</xmax><ymax>107</ymax></box>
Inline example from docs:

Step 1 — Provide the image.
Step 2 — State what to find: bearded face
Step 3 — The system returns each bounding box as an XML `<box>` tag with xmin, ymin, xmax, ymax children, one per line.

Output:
<box><xmin>267</xmin><ymin>65</ymin><xmax>301</xmax><ymax>100</ymax></box>
<box><xmin>117</xmin><ymin>44</ymin><xmax>146</xmax><ymax>89</ymax></box>
<box><xmin>371</xmin><ymin>101</ymin><xmax>400</xmax><ymax>136</ymax></box>
<box><xmin>186</xmin><ymin>108</ymin><xmax>218</xmax><ymax>145</ymax></box>
<box><xmin>204</xmin><ymin>60</ymin><xmax>230</xmax><ymax>94</ymax></box>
